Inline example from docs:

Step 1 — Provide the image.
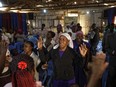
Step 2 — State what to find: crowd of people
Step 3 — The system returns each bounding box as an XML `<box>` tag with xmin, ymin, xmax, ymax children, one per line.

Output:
<box><xmin>0</xmin><ymin>22</ymin><xmax>115</xmax><ymax>87</ymax></box>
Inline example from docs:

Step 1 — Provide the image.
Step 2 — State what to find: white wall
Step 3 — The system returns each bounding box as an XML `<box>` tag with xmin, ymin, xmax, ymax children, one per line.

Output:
<box><xmin>79</xmin><ymin>9</ymin><xmax>102</xmax><ymax>35</ymax></box>
<box><xmin>28</xmin><ymin>9</ymin><xmax>103</xmax><ymax>35</ymax></box>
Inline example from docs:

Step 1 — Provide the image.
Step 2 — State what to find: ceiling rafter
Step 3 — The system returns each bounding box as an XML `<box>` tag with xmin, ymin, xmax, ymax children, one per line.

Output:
<box><xmin>0</xmin><ymin>0</ymin><xmax>116</xmax><ymax>12</ymax></box>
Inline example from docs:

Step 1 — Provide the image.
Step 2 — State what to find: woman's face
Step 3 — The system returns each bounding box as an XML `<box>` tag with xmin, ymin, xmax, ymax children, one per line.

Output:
<box><xmin>47</xmin><ymin>32</ymin><xmax>52</xmax><ymax>38</ymax></box>
<box><xmin>59</xmin><ymin>35</ymin><xmax>69</xmax><ymax>50</ymax></box>
<box><xmin>76</xmin><ymin>34</ymin><xmax>83</xmax><ymax>43</ymax></box>
<box><xmin>24</xmin><ymin>43</ymin><xmax>33</xmax><ymax>54</ymax></box>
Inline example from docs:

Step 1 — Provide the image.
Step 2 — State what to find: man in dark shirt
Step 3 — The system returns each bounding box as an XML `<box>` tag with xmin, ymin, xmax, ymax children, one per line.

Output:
<box><xmin>105</xmin><ymin>31</ymin><xmax>116</xmax><ymax>87</ymax></box>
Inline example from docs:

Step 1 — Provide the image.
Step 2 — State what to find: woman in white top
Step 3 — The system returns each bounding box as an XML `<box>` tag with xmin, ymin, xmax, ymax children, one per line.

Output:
<box><xmin>23</xmin><ymin>41</ymin><xmax>41</xmax><ymax>81</ymax></box>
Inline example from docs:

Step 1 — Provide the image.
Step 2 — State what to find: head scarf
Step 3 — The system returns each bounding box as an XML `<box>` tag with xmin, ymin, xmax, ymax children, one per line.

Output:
<box><xmin>53</xmin><ymin>33</ymin><xmax>73</xmax><ymax>49</ymax></box>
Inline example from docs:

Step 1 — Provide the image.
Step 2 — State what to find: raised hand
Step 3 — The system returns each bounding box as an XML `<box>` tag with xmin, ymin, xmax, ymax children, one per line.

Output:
<box><xmin>79</xmin><ymin>43</ymin><xmax>88</xmax><ymax>57</ymax></box>
<box><xmin>91</xmin><ymin>52</ymin><xmax>108</xmax><ymax>77</ymax></box>
<box><xmin>87</xmin><ymin>52</ymin><xmax>108</xmax><ymax>87</ymax></box>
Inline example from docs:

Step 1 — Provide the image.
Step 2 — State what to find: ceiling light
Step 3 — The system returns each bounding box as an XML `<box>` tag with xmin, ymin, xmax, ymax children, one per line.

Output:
<box><xmin>36</xmin><ymin>5</ymin><xmax>43</xmax><ymax>7</ymax></box>
<box><xmin>19</xmin><ymin>11</ymin><xmax>29</xmax><ymax>13</ymax></box>
<box><xmin>111</xmin><ymin>6</ymin><xmax>115</xmax><ymax>8</ymax></box>
<box><xmin>96</xmin><ymin>0</ymin><xmax>99</xmax><ymax>3</ymax></box>
<box><xmin>48</xmin><ymin>0</ymin><xmax>52</xmax><ymax>1</ymax></box>
<box><xmin>104</xmin><ymin>3</ymin><xmax>108</xmax><ymax>6</ymax></box>
<box><xmin>102</xmin><ymin>21</ymin><xmax>105</xmax><ymax>26</ymax></box>
<box><xmin>0</xmin><ymin>2</ymin><xmax>3</xmax><ymax>7</ymax></box>
<box><xmin>67</xmin><ymin>13</ymin><xmax>78</xmax><ymax>17</ymax></box>
<box><xmin>10</xmin><ymin>6</ymin><xmax>21</xmax><ymax>9</ymax></box>
<box><xmin>86</xmin><ymin>11</ymin><xmax>90</xmax><ymax>14</ymax></box>
<box><xmin>74</xmin><ymin>2</ymin><xmax>77</xmax><ymax>4</ymax></box>
<box><xmin>43</xmin><ymin>9</ymin><xmax>47</xmax><ymax>13</ymax></box>
<box><xmin>0</xmin><ymin>7</ymin><xmax>7</xmax><ymax>11</ymax></box>
<box><xmin>46</xmin><ymin>0</ymin><xmax>51</xmax><ymax>3</ymax></box>
<box><xmin>10</xmin><ymin>10</ymin><xmax>19</xmax><ymax>13</ymax></box>
<box><xmin>10</xmin><ymin>7</ymin><xmax>17</xmax><ymax>9</ymax></box>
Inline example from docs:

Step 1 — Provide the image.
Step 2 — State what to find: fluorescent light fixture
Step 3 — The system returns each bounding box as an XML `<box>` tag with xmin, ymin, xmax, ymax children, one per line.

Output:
<box><xmin>67</xmin><ymin>13</ymin><xmax>78</xmax><ymax>17</ymax></box>
<box><xmin>104</xmin><ymin>3</ymin><xmax>108</xmax><ymax>6</ymax></box>
<box><xmin>111</xmin><ymin>6</ymin><xmax>115</xmax><ymax>8</ymax></box>
<box><xmin>19</xmin><ymin>11</ymin><xmax>29</xmax><ymax>13</ymax></box>
<box><xmin>10</xmin><ymin>7</ymin><xmax>21</xmax><ymax>9</ymax></box>
<box><xmin>0</xmin><ymin>7</ymin><xmax>7</xmax><ymax>11</ymax></box>
<box><xmin>10</xmin><ymin>10</ymin><xmax>19</xmax><ymax>13</ymax></box>
<box><xmin>10</xmin><ymin>7</ymin><xmax>17</xmax><ymax>9</ymax></box>
<box><xmin>36</xmin><ymin>5</ymin><xmax>43</xmax><ymax>7</ymax></box>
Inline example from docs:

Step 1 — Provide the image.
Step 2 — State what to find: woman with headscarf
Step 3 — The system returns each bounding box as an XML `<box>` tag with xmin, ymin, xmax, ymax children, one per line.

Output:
<box><xmin>73</xmin><ymin>31</ymin><xmax>91</xmax><ymax>62</ymax></box>
<box><xmin>73</xmin><ymin>31</ymin><xmax>91</xmax><ymax>87</ymax></box>
<box><xmin>37</xmin><ymin>33</ymin><xmax>88</xmax><ymax>87</ymax></box>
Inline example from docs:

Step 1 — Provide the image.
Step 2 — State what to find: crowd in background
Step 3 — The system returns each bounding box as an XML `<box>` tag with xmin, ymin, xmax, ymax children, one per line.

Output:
<box><xmin>0</xmin><ymin>22</ymin><xmax>116</xmax><ymax>87</ymax></box>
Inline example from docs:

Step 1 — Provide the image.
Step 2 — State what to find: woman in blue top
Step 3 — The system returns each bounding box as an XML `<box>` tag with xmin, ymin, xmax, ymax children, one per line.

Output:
<box><xmin>73</xmin><ymin>31</ymin><xmax>91</xmax><ymax>87</ymax></box>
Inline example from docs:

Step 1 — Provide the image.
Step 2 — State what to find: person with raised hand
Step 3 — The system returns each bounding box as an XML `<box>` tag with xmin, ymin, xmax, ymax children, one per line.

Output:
<box><xmin>73</xmin><ymin>31</ymin><xmax>90</xmax><ymax>87</ymax></box>
<box><xmin>37</xmin><ymin>33</ymin><xmax>88</xmax><ymax>87</ymax></box>
<box><xmin>87</xmin><ymin>52</ymin><xmax>108</xmax><ymax>87</ymax></box>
